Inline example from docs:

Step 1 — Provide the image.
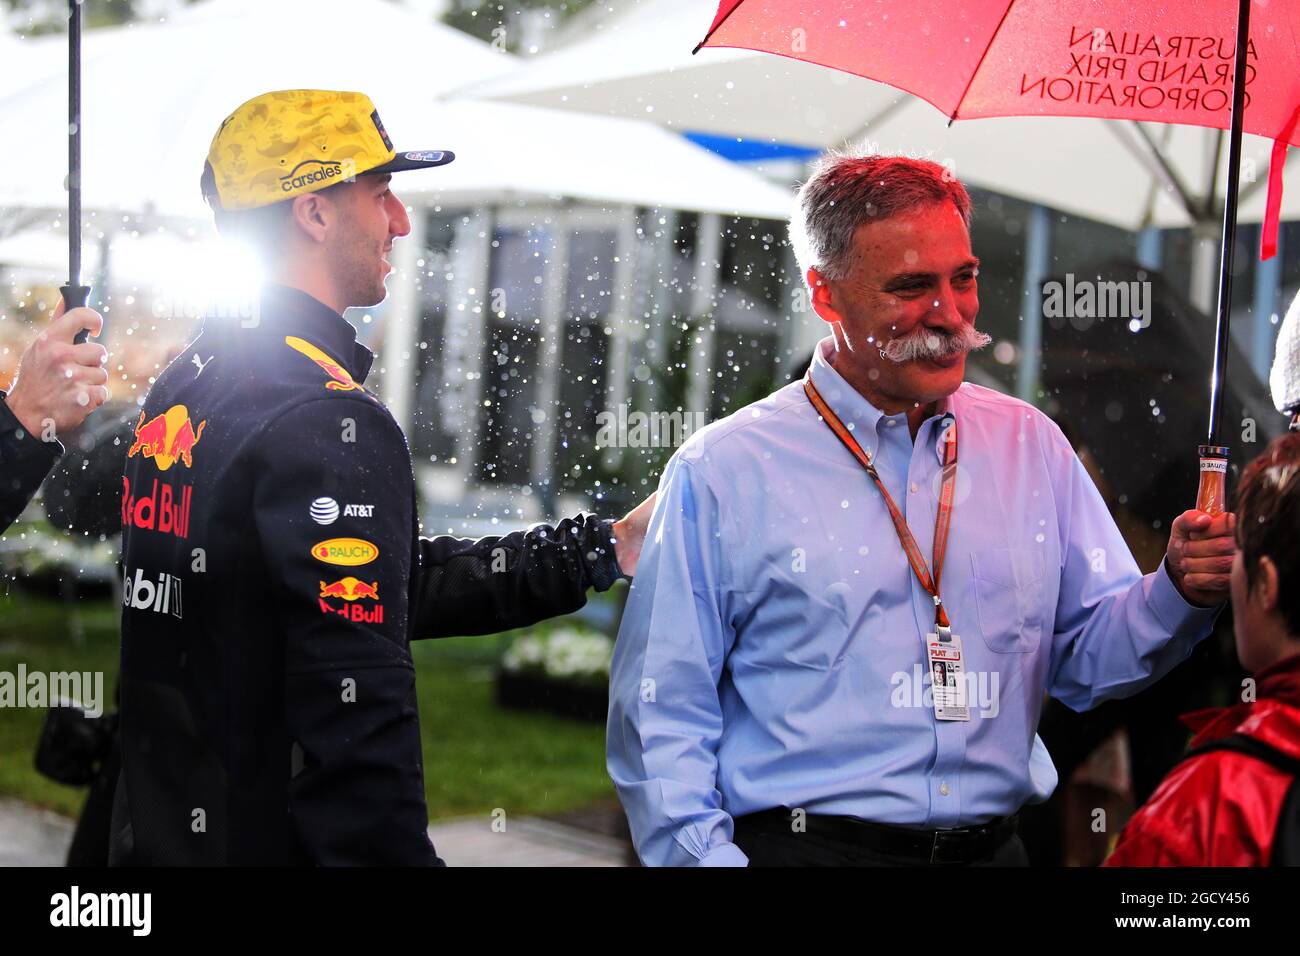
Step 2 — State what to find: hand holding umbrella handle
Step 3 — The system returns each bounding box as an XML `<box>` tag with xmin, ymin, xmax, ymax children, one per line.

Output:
<box><xmin>1195</xmin><ymin>445</ymin><xmax>1229</xmax><ymax>517</ymax></box>
<box><xmin>61</xmin><ymin>284</ymin><xmax>92</xmax><ymax>344</ymax></box>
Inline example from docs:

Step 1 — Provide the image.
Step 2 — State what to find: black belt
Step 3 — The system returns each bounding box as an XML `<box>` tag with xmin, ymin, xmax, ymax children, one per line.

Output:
<box><xmin>737</xmin><ymin>807</ymin><xmax>1019</xmax><ymax>865</ymax></box>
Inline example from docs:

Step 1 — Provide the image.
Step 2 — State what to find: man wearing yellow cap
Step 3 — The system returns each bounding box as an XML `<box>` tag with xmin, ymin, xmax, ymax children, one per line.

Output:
<box><xmin>112</xmin><ymin>90</ymin><xmax>651</xmax><ymax>865</ymax></box>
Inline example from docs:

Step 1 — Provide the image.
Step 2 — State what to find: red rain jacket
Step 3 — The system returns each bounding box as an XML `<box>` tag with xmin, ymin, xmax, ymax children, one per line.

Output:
<box><xmin>1105</xmin><ymin>651</ymin><xmax>1300</xmax><ymax>867</ymax></box>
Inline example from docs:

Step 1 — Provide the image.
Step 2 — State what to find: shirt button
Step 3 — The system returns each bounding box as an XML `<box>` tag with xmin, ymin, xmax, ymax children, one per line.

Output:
<box><xmin>886</xmin><ymin>419</ymin><xmax>897</xmax><ymax>426</ymax></box>
<box><xmin>939</xmin><ymin>783</ymin><xmax>950</xmax><ymax>796</ymax></box>
<box><xmin>910</xmin><ymin>482</ymin><xmax>919</xmax><ymax>494</ymax></box>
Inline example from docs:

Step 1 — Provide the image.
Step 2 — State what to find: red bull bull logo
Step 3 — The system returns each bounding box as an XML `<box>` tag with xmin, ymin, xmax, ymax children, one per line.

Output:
<box><xmin>127</xmin><ymin>405</ymin><xmax>206</xmax><ymax>471</ymax></box>
<box><xmin>285</xmin><ymin>336</ymin><xmax>363</xmax><ymax>392</ymax></box>
<box><xmin>318</xmin><ymin>577</ymin><xmax>380</xmax><ymax>602</ymax></box>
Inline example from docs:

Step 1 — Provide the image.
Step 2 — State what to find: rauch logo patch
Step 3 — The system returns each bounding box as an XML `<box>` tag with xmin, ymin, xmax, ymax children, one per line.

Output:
<box><xmin>312</xmin><ymin>538</ymin><xmax>378</xmax><ymax>566</ymax></box>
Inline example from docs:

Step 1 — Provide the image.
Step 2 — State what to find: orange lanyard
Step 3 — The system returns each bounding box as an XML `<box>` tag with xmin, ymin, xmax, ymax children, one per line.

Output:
<box><xmin>804</xmin><ymin>377</ymin><xmax>958</xmax><ymax>636</ymax></box>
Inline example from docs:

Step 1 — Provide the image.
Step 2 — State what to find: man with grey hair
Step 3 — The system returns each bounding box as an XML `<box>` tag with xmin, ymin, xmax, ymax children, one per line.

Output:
<box><xmin>607</xmin><ymin>153</ymin><xmax>1237</xmax><ymax>866</ymax></box>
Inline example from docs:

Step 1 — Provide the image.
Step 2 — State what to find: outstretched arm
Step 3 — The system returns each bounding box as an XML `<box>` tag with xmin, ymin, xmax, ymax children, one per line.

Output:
<box><xmin>411</xmin><ymin>493</ymin><xmax>656</xmax><ymax>639</ymax></box>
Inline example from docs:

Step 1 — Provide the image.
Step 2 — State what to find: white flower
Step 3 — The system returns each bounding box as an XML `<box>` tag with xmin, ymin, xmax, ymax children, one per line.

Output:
<box><xmin>501</xmin><ymin>634</ymin><xmax>547</xmax><ymax>672</ymax></box>
<box><xmin>502</xmin><ymin>627</ymin><xmax>614</xmax><ymax>681</ymax></box>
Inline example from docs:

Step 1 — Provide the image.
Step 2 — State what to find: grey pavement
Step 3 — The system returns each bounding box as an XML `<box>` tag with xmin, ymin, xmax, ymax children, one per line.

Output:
<box><xmin>0</xmin><ymin>798</ymin><xmax>76</xmax><ymax>867</ymax></box>
<box><xmin>429</xmin><ymin>816</ymin><xmax>630</xmax><ymax>867</ymax></box>
<box><xmin>0</xmin><ymin>799</ymin><xmax>630</xmax><ymax>867</ymax></box>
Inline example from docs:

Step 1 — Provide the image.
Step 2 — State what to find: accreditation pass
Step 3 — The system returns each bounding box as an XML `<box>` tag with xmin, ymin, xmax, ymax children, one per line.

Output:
<box><xmin>926</xmin><ymin>633</ymin><xmax>970</xmax><ymax>721</ymax></box>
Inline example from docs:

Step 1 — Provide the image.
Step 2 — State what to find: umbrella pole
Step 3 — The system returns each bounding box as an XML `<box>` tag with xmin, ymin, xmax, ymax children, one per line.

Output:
<box><xmin>1195</xmin><ymin>0</ymin><xmax>1252</xmax><ymax>515</ymax></box>
<box><xmin>60</xmin><ymin>0</ymin><xmax>91</xmax><ymax>342</ymax></box>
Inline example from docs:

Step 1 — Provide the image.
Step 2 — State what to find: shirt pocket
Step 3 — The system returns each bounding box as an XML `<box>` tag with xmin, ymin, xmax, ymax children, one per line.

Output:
<box><xmin>969</xmin><ymin>547</ymin><xmax>1046</xmax><ymax>654</ymax></box>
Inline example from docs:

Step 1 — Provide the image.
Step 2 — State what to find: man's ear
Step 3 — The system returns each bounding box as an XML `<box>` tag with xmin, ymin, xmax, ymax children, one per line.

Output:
<box><xmin>290</xmin><ymin>191</ymin><xmax>332</xmax><ymax>245</ymax></box>
<box><xmin>1255</xmin><ymin>555</ymin><xmax>1281</xmax><ymax>614</ymax></box>
<box><xmin>807</xmin><ymin>268</ymin><xmax>844</xmax><ymax>326</ymax></box>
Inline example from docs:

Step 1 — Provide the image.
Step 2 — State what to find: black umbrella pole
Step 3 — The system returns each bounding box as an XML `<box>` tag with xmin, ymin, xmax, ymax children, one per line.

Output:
<box><xmin>1196</xmin><ymin>0</ymin><xmax>1251</xmax><ymax>516</ymax></box>
<box><xmin>62</xmin><ymin>0</ymin><xmax>91</xmax><ymax>340</ymax></box>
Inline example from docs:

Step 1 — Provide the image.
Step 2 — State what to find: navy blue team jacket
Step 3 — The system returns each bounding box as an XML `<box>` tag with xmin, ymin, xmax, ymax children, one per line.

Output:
<box><xmin>112</xmin><ymin>284</ymin><xmax>621</xmax><ymax>865</ymax></box>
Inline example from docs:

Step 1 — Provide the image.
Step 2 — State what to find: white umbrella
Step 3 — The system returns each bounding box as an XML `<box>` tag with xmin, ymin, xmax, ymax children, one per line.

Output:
<box><xmin>0</xmin><ymin>0</ymin><xmax>791</xmax><ymax>222</ymax></box>
<box><xmin>0</xmin><ymin>0</ymin><xmax>519</xmax><ymax>219</ymax></box>
<box><xmin>390</xmin><ymin>99</ymin><xmax>794</xmax><ymax>217</ymax></box>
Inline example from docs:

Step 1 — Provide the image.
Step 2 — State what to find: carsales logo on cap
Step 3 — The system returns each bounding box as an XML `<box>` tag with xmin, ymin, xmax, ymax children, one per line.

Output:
<box><xmin>279</xmin><ymin>159</ymin><xmax>352</xmax><ymax>193</ymax></box>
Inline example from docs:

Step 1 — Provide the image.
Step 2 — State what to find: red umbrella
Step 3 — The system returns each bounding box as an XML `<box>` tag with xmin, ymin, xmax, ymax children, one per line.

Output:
<box><xmin>696</xmin><ymin>0</ymin><xmax>1300</xmax><ymax>513</ymax></box>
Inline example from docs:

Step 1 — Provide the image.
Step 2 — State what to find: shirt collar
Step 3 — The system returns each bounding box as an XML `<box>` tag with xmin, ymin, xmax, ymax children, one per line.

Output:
<box><xmin>807</xmin><ymin>335</ymin><xmax>957</xmax><ymax>464</ymax></box>
<box><xmin>221</xmin><ymin>283</ymin><xmax>374</xmax><ymax>385</ymax></box>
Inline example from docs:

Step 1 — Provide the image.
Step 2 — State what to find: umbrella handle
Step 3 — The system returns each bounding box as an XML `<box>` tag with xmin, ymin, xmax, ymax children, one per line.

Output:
<box><xmin>1195</xmin><ymin>444</ymin><xmax>1229</xmax><ymax>516</ymax></box>
<box><xmin>61</xmin><ymin>283</ymin><xmax>92</xmax><ymax>344</ymax></box>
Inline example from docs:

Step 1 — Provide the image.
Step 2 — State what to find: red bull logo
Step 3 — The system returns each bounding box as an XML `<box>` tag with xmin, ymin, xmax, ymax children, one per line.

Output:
<box><xmin>121</xmin><ymin>476</ymin><xmax>193</xmax><ymax>539</ymax></box>
<box><xmin>318</xmin><ymin>577</ymin><xmax>379</xmax><ymax>602</ymax></box>
<box><xmin>318</xmin><ymin>597</ymin><xmax>385</xmax><ymax>624</ymax></box>
<box><xmin>127</xmin><ymin>405</ymin><xmax>206</xmax><ymax>471</ymax></box>
<box><xmin>285</xmin><ymin>336</ymin><xmax>363</xmax><ymax>392</ymax></box>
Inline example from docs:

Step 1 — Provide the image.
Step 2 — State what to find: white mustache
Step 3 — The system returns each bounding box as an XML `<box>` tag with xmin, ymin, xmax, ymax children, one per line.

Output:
<box><xmin>881</xmin><ymin>324</ymin><xmax>992</xmax><ymax>363</ymax></box>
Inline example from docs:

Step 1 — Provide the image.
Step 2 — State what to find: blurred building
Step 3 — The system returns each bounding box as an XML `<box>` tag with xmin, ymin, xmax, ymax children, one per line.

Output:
<box><xmin>387</xmin><ymin>203</ymin><xmax>816</xmax><ymax>527</ymax></box>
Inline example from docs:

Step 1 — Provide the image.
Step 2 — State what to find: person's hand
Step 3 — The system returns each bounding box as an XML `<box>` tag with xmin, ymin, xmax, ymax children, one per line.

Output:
<box><xmin>612</xmin><ymin>491</ymin><xmax>658</xmax><ymax>578</ymax></box>
<box><xmin>3</xmin><ymin>298</ymin><xmax>109</xmax><ymax>440</ymax></box>
<box><xmin>1165</xmin><ymin>510</ymin><xmax>1236</xmax><ymax>607</ymax></box>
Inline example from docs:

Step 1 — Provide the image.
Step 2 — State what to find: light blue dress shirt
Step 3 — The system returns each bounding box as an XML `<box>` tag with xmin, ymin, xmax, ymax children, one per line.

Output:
<box><xmin>607</xmin><ymin>336</ymin><xmax>1222</xmax><ymax>867</ymax></box>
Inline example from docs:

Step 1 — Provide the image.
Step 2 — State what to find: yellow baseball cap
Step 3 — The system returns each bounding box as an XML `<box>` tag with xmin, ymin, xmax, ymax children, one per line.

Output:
<box><xmin>200</xmin><ymin>89</ymin><xmax>454</xmax><ymax>212</ymax></box>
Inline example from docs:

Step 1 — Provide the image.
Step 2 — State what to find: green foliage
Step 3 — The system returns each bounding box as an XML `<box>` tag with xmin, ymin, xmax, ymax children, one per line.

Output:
<box><xmin>0</xmin><ymin>592</ymin><xmax>119</xmax><ymax>815</ymax></box>
<box><xmin>412</xmin><ymin>635</ymin><xmax>612</xmax><ymax>816</ymax></box>
<box><xmin>0</xmin><ymin>589</ymin><xmax>613</xmax><ymax>821</ymax></box>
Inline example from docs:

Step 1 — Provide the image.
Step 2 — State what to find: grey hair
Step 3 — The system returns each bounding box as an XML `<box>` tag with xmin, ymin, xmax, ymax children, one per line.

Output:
<box><xmin>789</xmin><ymin>151</ymin><xmax>973</xmax><ymax>282</ymax></box>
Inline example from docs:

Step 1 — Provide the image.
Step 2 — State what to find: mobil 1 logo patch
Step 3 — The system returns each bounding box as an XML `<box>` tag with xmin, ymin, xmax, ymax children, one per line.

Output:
<box><xmin>309</xmin><ymin>497</ymin><xmax>374</xmax><ymax>525</ymax></box>
<box><xmin>124</xmin><ymin>568</ymin><xmax>182</xmax><ymax>619</ymax></box>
